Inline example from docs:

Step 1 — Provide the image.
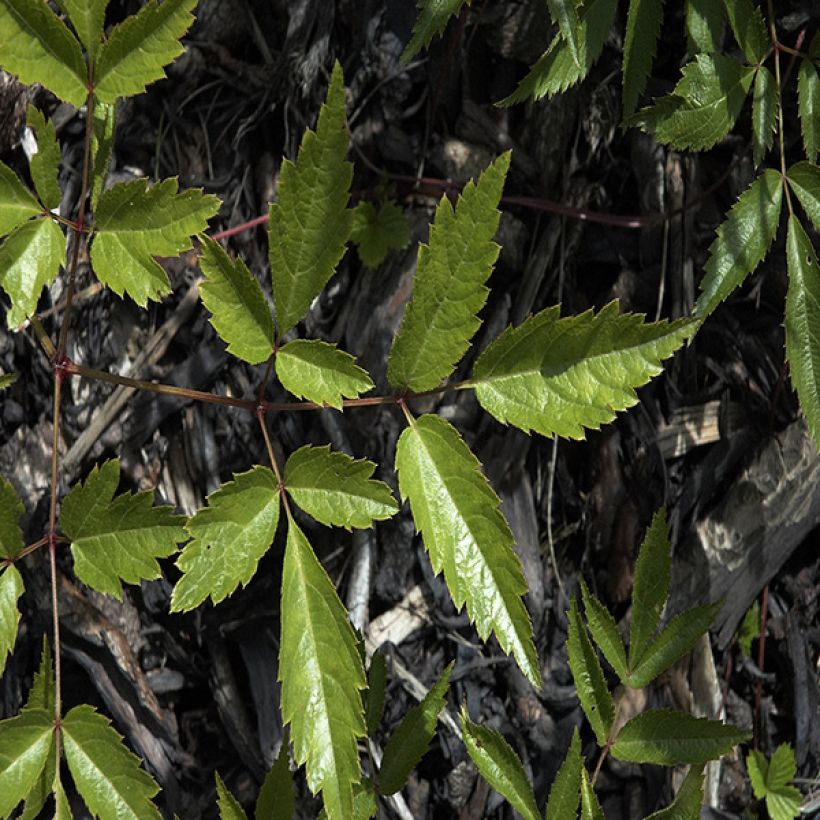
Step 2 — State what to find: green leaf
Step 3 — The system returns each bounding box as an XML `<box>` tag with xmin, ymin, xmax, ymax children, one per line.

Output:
<box><xmin>395</xmin><ymin>413</ymin><xmax>539</xmax><ymax>686</ymax></box>
<box><xmin>364</xmin><ymin>652</ymin><xmax>387</xmax><ymax>736</ymax></box>
<box><xmin>0</xmin><ymin>565</ymin><xmax>23</xmax><ymax>677</ymax></box>
<box><xmin>737</xmin><ymin>600</ymin><xmax>760</xmax><ymax>657</ymax></box>
<box><xmin>762</xmin><ymin>744</ymin><xmax>802</xmax><ymax>820</ymax></box>
<box><xmin>91</xmin><ymin>100</ymin><xmax>116</xmax><ymax>211</ymax></box>
<box><xmin>723</xmin><ymin>0</ymin><xmax>769</xmax><ymax>64</ymax></box>
<box><xmin>215</xmin><ymin>772</ymin><xmax>249</xmax><ymax>820</ymax></box>
<box><xmin>387</xmin><ymin>152</ymin><xmax>509</xmax><ymax>392</ymax></box>
<box><xmin>276</xmin><ymin>339</ymin><xmax>373</xmax><ymax>410</ymax></box>
<box><xmin>0</xmin><ymin>476</ymin><xmax>24</xmax><ymax>558</ymax></box>
<box><xmin>472</xmin><ymin>302</ymin><xmax>696</xmax><ymax>440</ymax></box>
<box><xmin>567</xmin><ymin>595</ymin><xmax>614</xmax><ymax>745</ymax></box>
<box><xmin>0</xmin><ymin>372</ymin><xmax>16</xmax><ymax>390</ymax></box>
<box><xmin>171</xmin><ymin>466</ymin><xmax>280</xmax><ymax>611</ymax></box>
<box><xmin>798</xmin><ymin>58</ymin><xmax>820</xmax><ymax>163</ymax></box>
<box><xmin>545</xmin><ymin>727</ymin><xmax>582</xmax><ymax>820</ymax></box>
<box><xmin>198</xmin><ymin>236</ymin><xmax>276</xmax><ymax>365</ymax></box>
<box><xmin>401</xmin><ymin>0</ymin><xmax>468</xmax><ymax>62</ymax></box>
<box><xmin>284</xmin><ymin>445</ymin><xmax>396</xmax><ymax>530</ymax></box>
<box><xmin>645</xmin><ymin>763</ymin><xmax>705</xmax><ymax>819</ymax></box>
<box><xmin>752</xmin><ymin>67</ymin><xmax>777</xmax><ymax>167</ymax></box>
<box><xmin>269</xmin><ymin>62</ymin><xmax>353</xmax><ymax>335</ymax></box>
<box><xmin>0</xmin><ymin>162</ymin><xmax>40</xmax><ymax>238</ymax></box>
<box><xmin>62</xmin><ymin>704</ymin><xmax>161</xmax><ymax>820</ymax></box>
<box><xmin>787</xmin><ymin>161</ymin><xmax>820</xmax><ymax>232</ymax></box>
<box><xmin>785</xmin><ymin>216</ymin><xmax>820</xmax><ymax>446</ymax></box>
<box><xmin>747</xmin><ymin>749</ymin><xmax>769</xmax><ymax>799</ymax></box>
<box><xmin>629</xmin><ymin>54</ymin><xmax>755</xmax><ymax>151</ymax></box>
<box><xmin>685</xmin><ymin>0</ymin><xmax>725</xmax><ymax>54</ymax></box>
<box><xmin>61</xmin><ymin>459</ymin><xmax>187</xmax><ymax>599</ymax></box>
<box><xmin>459</xmin><ymin>707</ymin><xmax>540</xmax><ymax>820</ymax></box>
<box><xmin>499</xmin><ymin>0</ymin><xmax>617</xmax><ymax>105</ymax></box>
<box><xmin>695</xmin><ymin>168</ymin><xmax>783</xmax><ymax>317</ymax></box>
<box><xmin>53</xmin><ymin>774</ymin><xmax>71</xmax><ymax>820</ymax></box>
<box><xmin>93</xmin><ymin>0</ymin><xmax>197</xmax><ymax>103</ymax></box>
<box><xmin>380</xmin><ymin>664</ymin><xmax>452</xmax><ymax>795</ymax></box>
<box><xmin>317</xmin><ymin>782</ymin><xmax>378</xmax><ymax>820</ymax></box>
<box><xmin>256</xmin><ymin>730</ymin><xmax>294</xmax><ymax>820</ymax></box>
<box><xmin>26</xmin><ymin>106</ymin><xmax>61</xmax><ymax>211</ymax></box>
<box><xmin>0</xmin><ymin>708</ymin><xmax>55</xmax><ymax>818</ymax></box>
<box><xmin>279</xmin><ymin>519</ymin><xmax>366</xmax><ymax>820</ymax></box>
<box><xmin>0</xmin><ymin>0</ymin><xmax>87</xmax><ymax>108</ymax></box>
<box><xmin>623</xmin><ymin>0</ymin><xmax>665</xmax><ymax>115</ymax></box>
<box><xmin>611</xmin><ymin>711</ymin><xmax>750</xmax><ymax>765</ymax></box>
<box><xmin>580</xmin><ymin>768</ymin><xmax>604</xmax><ymax>820</ymax></box>
<box><xmin>579</xmin><ymin>579</ymin><xmax>628</xmax><ymax>683</ymax></box>
<box><xmin>55</xmin><ymin>0</ymin><xmax>107</xmax><ymax>58</ymax></box>
<box><xmin>91</xmin><ymin>177</ymin><xmax>219</xmax><ymax>306</ymax></box>
<box><xmin>0</xmin><ymin>216</ymin><xmax>65</xmax><ymax>329</ymax></box>
<box><xmin>547</xmin><ymin>0</ymin><xmax>583</xmax><ymax>69</ymax></box>
<box><xmin>350</xmin><ymin>201</ymin><xmax>410</xmax><ymax>268</ymax></box>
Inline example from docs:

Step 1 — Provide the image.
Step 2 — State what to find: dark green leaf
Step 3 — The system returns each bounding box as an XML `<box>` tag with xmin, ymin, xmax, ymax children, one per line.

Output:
<box><xmin>0</xmin><ymin>565</ymin><xmax>23</xmax><ymax>677</ymax></box>
<box><xmin>579</xmin><ymin>579</ymin><xmax>628</xmax><ymax>683</ymax></box>
<box><xmin>798</xmin><ymin>58</ymin><xmax>820</xmax><ymax>163</ymax></box>
<box><xmin>0</xmin><ymin>373</ymin><xmax>16</xmax><ymax>390</ymax></box>
<box><xmin>350</xmin><ymin>201</ymin><xmax>410</xmax><ymax>268</ymax></box>
<box><xmin>685</xmin><ymin>0</ymin><xmax>725</xmax><ymax>54</ymax></box>
<box><xmin>26</xmin><ymin>106</ymin><xmax>61</xmax><ymax>211</ymax></box>
<box><xmin>787</xmin><ymin>161</ymin><xmax>820</xmax><ymax>232</ymax></box>
<box><xmin>547</xmin><ymin>0</ymin><xmax>583</xmax><ymax>69</ymax></box>
<box><xmin>256</xmin><ymin>729</ymin><xmax>294</xmax><ymax>820</ymax></box>
<box><xmin>91</xmin><ymin>100</ymin><xmax>116</xmax><ymax>211</ymax></box>
<box><xmin>545</xmin><ymin>727</ymin><xmax>582</xmax><ymax>820</ymax></box>
<box><xmin>401</xmin><ymin>0</ymin><xmax>467</xmax><ymax>62</ymax></box>
<box><xmin>580</xmin><ymin>768</ymin><xmax>604</xmax><ymax>820</ymax></box>
<box><xmin>365</xmin><ymin>652</ymin><xmax>387</xmax><ymax>736</ymax></box>
<box><xmin>623</xmin><ymin>0</ymin><xmax>665</xmax><ymax>115</ymax></box>
<box><xmin>645</xmin><ymin>764</ymin><xmax>706</xmax><ymax>819</ymax></box>
<box><xmin>0</xmin><ymin>476</ymin><xmax>24</xmax><ymax>558</ymax></box>
<box><xmin>215</xmin><ymin>772</ymin><xmax>248</xmax><ymax>820</ymax></box>
<box><xmin>752</xmin><ymin>66</ymin><xmax>777</xmax><ymax>167</ymax></box>
<box><xmin>0</xmin><ymin>161</ymin><xmax>40</xmax><ymax>238</ymax></box>
<box><xmin>723</xmin><ymin>0</ymin><xmax>769</xmax><ymax>63</ymax></box>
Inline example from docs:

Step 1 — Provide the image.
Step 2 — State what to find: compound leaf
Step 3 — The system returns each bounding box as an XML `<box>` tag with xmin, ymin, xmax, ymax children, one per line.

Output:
<box><xmin>685</xmin><ymin>0</ymin><xmax>725</xmax><ymax>54</ymax></box>
<box><xmin>395</xmin><ymin>413</ymin><xmax>539</xmax><ymax>686</ymax></box>
<box><xmin>91</xmin><ymin>177</ymin><xmax>219</xmax><ymax>305</ymax></box>
<box><xmin>256</xmin><ymin>729</ymin><xmax>294</xmax><ymax>820</ymax></box>
<box><xmin>364</xmin><ymin>653</ymin><xmax>387</xmax><ymax>736</ymax></box>
<box><xmin>26</xmin><ymin>106</ymin><xmax>61</xmax><ymax>211</ymax></box>
<box><xmin>623</xmin><ymin>0</ymin><xmax>665</xmax><ymax>115</ymax></box>
<box><xmin>748</xmin><ymin>744</ymin><xmax>802</xmax><ymax>820</ymax></box>
<box><xmin>787</xmin><ymin>161</ymin><xmax>820</xmax><ymax>232</ymax></box>
<box><xmin>171</xmin><ymin>466</ymin><xmax>280</xmax><ymax>611</ymax></box>
<box><xmin>0</xmin><ymin>566</ymin><xmax>23</xmax><ymax>678</ymax></box>
<box><xmin>547</xmin><ymin>0</ymin><xmax>583</xmax><ymax>69</ymax></box>
<box><xmin>798</xmin><ymin>58</ymin><xmax>820</xmax><ymax>163</ymax></box>
<box><xmin>318</xmin><ymin>783</ymin><xmax>378</xmax><ymax>820</ymax></box>
<box><xmin>56</xmin><ymin>0</ymin><xmax>107</xmax><ymax>58</ymax></box>
<box><xmin>579</xmin><ymin>578</ymin><xmax>628</xmax><ymax>683</ymax></box>
<box><xmin>723</xmin><ymin>0</ymin><xmax>769</xmax><ymax>64</ymax></box>
<box><xmin>752</xmin><ymin>66</ymin><xmax>777</xmax><ymax>167</ymax></box>
<box><xmin>350</xmin><ymin>201</ymin><xmax>410</xmax><ymax>268</ymax></box>
<box><xmin>545</xmin><ymin>727</ymin><xmax>582</xmax><ymax>820</ymax></box>
<box><xmin>284</xmin><ymin>445</ymin><xmax>397</xmax><ymax>530</ymax></box>
<box><xmin>91</xmin><ymin>100</ymin><xmax>116</xmax><ymax>210</ymax></box>
<box><xmin>62</xmin><ymin>704</ymin><xmax>161</xmax><ymax>820</ymax></box>
<box><xmin>279</xmin><ymin>519</ymin><xmax>366</xmax><ymax>820</ymax></box>
<box><xmin>401</xmin><ymin>0</ymin><xmax>468</xmax><ymax>62</ymax></box>
<box><xmin>93</xmin><ymin>0</ymin><xmax>197</xmax><ymax>102</ymax></box>
<box><xmin>198</xmin><ymin>236</ymin><xmax>275</xmax><ymax>365</ymax></box>
<box><xmin>472</xmin><ymin>302</ymin><xmax>696</xmax><ymax>440</ymax></box>
<box><xmin>695</xmin><ymin>168</ymin><xmax>783</xmax><ymax>317</ymax></box>
<box><xmin>276</xmin><ymin>339</ymin><xmax>373</xmax><ymax>410</ymax></box>
<box><xmin>645</xmin><ymin>763</ymin><xmax>705</xmax><ymax>819</ymax></box>
<box><xmin>53</xmin><ymin>775</ymin><xmax>71</xmax><ymax>820</ymax></box>
<box><xmin>0</xmin><ymin>708</ymin><xmax>55</xmax><ymax>819</ymax></box>
<box><xmin>0</xmin><ymin>476</ymin><xmax>24</xmax><ymax>558</ymax></box>
<box><xmin>0</xmin><ymin>162</ymin><xmax>40</xmax><ymax>237</ymax></box>
<box><xmin>580</xmin><ymin>768</ymin><xmax>605</xmax><ymax>820</ymax></box>
<box><xmin>215</xmin><ymin>772</ymin><xmax>248</xmax><ymax>820</ymax></box>
<box><xmin>270</xmin><ymin>62</ymin><xmax>352</xmax><ymax>335</ymax></box>
<box><xmin>387</xmin><ymin>151</ymin><xmax>509</xmax><ymax>392</ymax></box>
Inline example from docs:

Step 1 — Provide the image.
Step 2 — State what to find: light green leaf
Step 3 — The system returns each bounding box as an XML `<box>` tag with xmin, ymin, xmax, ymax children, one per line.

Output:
<box><xmin>279</xmin><ymin>519</ymin><xmax>366</xmax><ymax>819</ymax></box>
<box><xmin>0</xmin><ymin>565</ymin><xmax>23</xmax><ymax>677</ymax></box>
<box><xmin>401</xmin><ymin>0</ymin><xmax>468</xmax><ymax>62</ymax></box>
<box><xmin>611</xmin><ymin>711</ymin><xmax>750</xmax><ymax>765</ymax></box>
<box><xmin>284</xmin><ymin>445</ymin><xmax>396</xmax><ymax>530</ymax></box>
<box><xmin>0</xmin><ymin>476</ymin><xmax>24</xmax><ymax>558</ymax></box>
<box><xmin>256</xmin><ymin>729</ymin><xmax>294</xmax><ymax>820</ymax></box>
<box><xmin>547</xmin><ymin>0</ymin><xmax>583</xmax><ymax>69</ymax></box>
<box><xmin>380</xmin><ymin>664</ymin><xmax>452</xmax><ymax>795</ymax></box>
<box><xmin>545</xmin><ymin>727</ymin><xmax>582</xmax><ymax>820</ymax></box>
<box><xmin>387</xmin><ymin>152</ymin><xmax>509</xmax><ymax>392</ymax></box>
<box><xmin>62</xmin><ymin>704</ymin><xmax>161</xmax><ymax>820</ymax></box>
<box><xmin>752</xmin><ymin>67</ymin><xmax>777</xmax><ymax>167</ymax></box>
<box><xmin>723</xmin><ymin>0</ymin><xmax>769</xmax><ymax>64</ymax></box>
<box><xmin>350</xmin><ymin>201</ymin><xmax>410</xmax><ymax>268</ymax></box>
<box><xmin>0</xmin><ymin>162</ymin><xmax>40</xmax><ymax>238</ymax></box>
<box><xmin>26</xmin><ymin>106</ymin><xmax>61</xmax><ymax>211</ymax></box>
<box><xmin>472</xmin><ymin>302</ymin><xmax>696</xmax><ymax>440</ymax></box>
<box><xmin>645</xmin><ymin>763</ymin><xmax>705</xmax><ymax>819</ymax></box>
<box><xmin>579</xmin><ymin>578</ymin><xmax>628</xmax><ymax>683</ymax></box>
<box><xmin>215</xmin><ymin>772</ymin><xmax>249</xmax><ymax>820</ymax></box>
<box><xmin>93</xmin><ymin>0</ymin><xmax>197</xmax><ymax>103</ymax></box>
<box><xmin>53</xmin><ymin>774</ymin><xmax>71</xmax><ymax>820</ymax></box>
<box><xmin>785</xmin><ymin>216</ymin><xmax>820</xmax><ymax>446</ymax></box>
<box><xmin>623</xmin><ymin>0</ymin><xmax>665</xmax><ymax>115</ymax></box>
<box><xmin>91</xmin><ymin>177</ymin><xmax>219</xmax><ymax>305</ymax></box>
<box><xmin>567</xmin><ymin>595</ymin><xmax>614</xmax><ymax>745</ymax></box>
<box><xmin>0</xmin><ymin>708</ymin><xmax>55</xmax><ymax>818</ymax></box>
<box><xmin>695</xmin><ymin>168</ymin><xmax>783</xmax><ymax>317</ymax></box>
<box><xmin>91</xmin><ymin>100</ymin><xmax>116</xmax><ymax>211</ymax></box>
<box><xmin>171</xmin><ymin>466</ymin><xmax>280</xmax><ymax>611</ymax></box>
<box><xmin>580</xmin><ymin>768</ymin><xmax>604</xmax><ymax>820</ymax></box>
<box><xmin>755</xmin><ymin>744</ymin><xmax>802</xmax><ymax>820</ymax></box>
<box><xmin>0</xmin><ymin>0</ymin><xmax>87</xmax><ymax>108</ymax></box>
<box><xmin>395</xmin><ymin>413</ymin><xmax>539</xmax><ymax>685</ymax></box>
<box><xmin>499</xmin><ymin>0</ymin><xmax>616</xmax><ymax>105</ymax></box>
<box><xmin>798</xmin><ymin>58</ymin><xmax>820</xmax><ymax>163</ymax></box>
<box><xmin>55</xmin><ymin>0</ymin><xmax>107</xmax><ymax>58</ymax></box>
<box><xmin>0</xmin><ymin>216</ymin><xmax>65</xmax><ymax>329</ymax></box>
<box><xmin>737</xmin><ymin>600</ymin><xmax>760</xmax><ymax>658</ymax></box>
<box><xmin>364</xmin><ymin>652</ymin><xmax>387</xmax><ymax>736</ymax></box>
<box><xmin>748</xmin><ymin>749</ymin><xmax>769</xmax><ymax>798</ymax></box>
<box><xmin>61</xmin><ymin>459</ymin><xmax>187</xmax><ymax>599</ymax></box>
<box><xmin>685</xmin><ymin>0</ymin><xmax>725</xmax><ymax>54</ymax></box>
<box><xmin>198</xmin><ymin>236</ymin><xmax>275</xmax><ymax>365</ymax></box>
<box><xmin>0</xmin><ymin>373</ymin><xmax>16</xmax><ymax>390</ymax></box>
<box><xmin>460</xmin><ymin>707</ymin><xmax>540</xmax><ymax>820</ymax></box>
<box><xmin>787</xmin><ymin>161</ymin><xmax>820</xmax><ymax>232</ymax></box>
<box><xmin>270</xmin><ymin>62</ymin><xmax>353</xmax><ymax>335</ymax></box>
<box><xmin>276</xmin><ymin>339</ymin><xmax>373</xmax><ymax>410</ymax></box>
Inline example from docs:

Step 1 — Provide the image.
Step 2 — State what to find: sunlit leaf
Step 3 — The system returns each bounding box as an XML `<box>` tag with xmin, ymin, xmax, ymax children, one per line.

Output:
<box><xmin>645</xmin><ymin>763</ymin><xmax>705</xmax><ymax>819</ymax></box>
<box><xmin>747</xmin><ymin>744</ymin><xmax>802</xmax><ymax>820</ymax></box>
<box><xmin>0</xmin><ymin>162</ymin><xmax>40</xmax><ymax>238</ymax></box>
<box><xmin>0</xmin><ymin>566</ymin><xmax>23</xmax><ymax>677</ymax></box>
<box><xmin>580</xmin><ymin>768</ymin><xmax>604</xmax><ymax>820</ymax></box>
<box><xmin>685</xmin><ymin>0</ymin><xmax>725</xmax><ymax>54</ymax></box>
<box><xmin>26</xmin><ymin>106</ymin><xmax>61</xmax><ymax>211</ymax></box>
<box><xmin>752</xmin><ymin>66</ymin><xmax>777</xmax><ymax>167</ymax></box>
<box><xmin>0</xmin><ymin>708</ymin><xmax>55</xmax><ymax>819</ymax></box>
<box><xmin>55</xmin><ymin>0</ymin><xmax>107</xmax><ymax>58</ymax></box>
<box><xmin>91</xmin><ymin>100</ymin><xmax>116</xmax><ymax>211</ymax></box>
<box><xmin>580</xmin><ymin>578</ymin><xmax>628</xmax><ymax>683</ymax></box>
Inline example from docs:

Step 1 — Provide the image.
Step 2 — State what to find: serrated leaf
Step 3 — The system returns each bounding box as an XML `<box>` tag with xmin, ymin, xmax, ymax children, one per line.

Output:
<box><xmin>270</xmin><ymin>62</ymin><xmax>353</xmax><ymax>335</ymax></box>
<box><xmin>0</xmin><ymin>216</ymin><xmax>65</xmax><ymax>329</ymax></box>
<box><xmin>798</xmin><ymin>59</ymin><xmax>820</xmax><ymax>163</ymax></box>
<box><xmin>0</xmin><ymin>162</ymin><xmax>40</xmax><ymax>238</ymax></box>
<box><xmin>256</xmin><ymin>729</ymin><xmax>293</xmax><ymax>820</ymax></box>
<box><xmin>737</xmin><ymin>600</ymin><xmax>760</xmax><ymax>657</ymax></box>
<box><xmin>760</xmin><ymin>745</ymin><xmax>802</xmax><ymax>820</ymax></box>
<box><xmin>395</xmin><ymin>413</ymin><xmax>539</xmax><ymax>685</ymax></box>
<box><xmin>499</xmin><ymin>0</ymin><xmax>616</xmax><ymax>105</ymax></box>
<box><xmin>767</xmin><ymin>743</ymin><xmax>798</xmax><ymax>790</ymax></box>
<box><xmin>460</xmin><ymin>707</ymin><xmax>540</xmax><ymax>820</ymax></box>
<box><xmin>580</xmin><ymin>768</ymin><xmax>604</xmax><ymax>820</ymax></box>
<box><xmin>317</xmin><ymin>782</ymin><xmax>378</xmax><ymax>820</ymax></box>
<box><xmin>623</xmin><ymin>0</ymin><xmax>665</xmax><ymax>115</ymax></box>
<box><xmin>365</xmin><ymin>652</ymin><xmax>387</xmax><ymax>736</ymax></box>
<box><xmin>787</xmin><ymin>161</ymin><xmax>820</xmax><ymax>232</ymax></box>
<box><xmin>93</xmin><ymin>0</ymin><xmax>197</xmax><ymax>103</ymax></box>
<box><xmin>547</xmin><ymin>0</ymin><xmax>583</xmax><ymax>69</ymax></box>
<box><xmin>545</xmin><ymin>727</ymin><xmax>582</xmax><ymax>820</ymax></box>
<box><xmin>0</xmin><ymin>565</ymin><xmax>23</xmax><ymax>677</ymax></box>
<box><xmin>350</xmin><ymin>201</ymin><xmax>410</xmax><ymax>268</ymax></box>
<box><xmin>61</xmin><ymin>459</ymin><xmax>187</xmax><ymax>599</ymax></box>
<box><xmin>215</xmin><ymin>772</ymin><xmax>248</xmax><ymax>820</ymax></box>
<box><xmin>26</xmin><ymin>106</ymin><xmax>61</xmax><ymax>211</ymax></box>
<box><xmin>472</xmin><ymin>302</ymin><xmax>696</xmax><ymax>440</ymax></box>
<box><xmin>53</xmin><ymin>774</ymin><xmax>71</xmax><ymax>820</ymax></box>
<box><xmin>685</xmin><ymin>0</ymin><xmax>725</xmax><ymax>54</ymax></box>
<box><xmin>611</xmin><ymin>711</ymin><xmax>750</xmax><ymax>765</ymax></box>
<box><xmin>276</xmin><ymin>340</ymin><xmax>373</xmax><ymax>410</ymax></box>
<box><xmin>695</xmin><ymin>168</ymin><xmax>783</xmax><ymax>317</ymax></box>
<box><xmin>91</xmin><ymin>100</ymin><xmax>116</xmax><ymax>211</ymax></box>
<box><xmin>629</xmin><ymin>54</ymin><xmax>755</xmax><ymax>151</ymax></box>
<box><xmin>0</xmin><ymin>0</ymin><xmax>87</xmax><ymax>108</ymax></box>
<box><xmin>645</xmin><ymin>763</ymin><xmax>705</xmax><ymax>819</ymax></box>
<box><xmin>0</xmin><ymin>476</ymin><xmax>24</xmax><ymax>558</ymax></box>
<box><xmin>91</xmin><ymin>177</ymin><xmax>219</xmax><ymax>306</ymax></box>
<box><xmin>380</xmin><ymin>664</ymin><xmax>452</xmax><ymax>795</ymax></box>
<box><xmin>0</xmin><ymin>373</ymin><xmax>16</xmax><ymax>390</ymax></box>
<box><xmin>55</xmin><ymin>0</ymin><xmax>106</xmax><ymax>58</ymax></box>
<box><xmin>401</xmin><ymin>0</ymin><xmax>468</xmax><ymax>62</ymax></box>
<box><xmin>567</xmin><ymin>595</ymin><xmax>614</xmax><ymax>745</ymax></box>
<box><xmin>752</xmin><ymin>67</ymin><xmax>777</xmax><ymax>167</ymax></box>
<box><xmin>387</xmin><ymin>152</ymin><xmax>509</xmax><ymax>392</ymax></box>
<box><xmin>0</xmin><ymin>708</ymin><xmax>55</xmax><ymax>818</ymax></box>
<box><xmin>279</xmin><ymin>519</ymin><xmax>366</xmax><ymax>820</ymax></box>
<box><xmin>723</xmin><ymin>0</ymin><xmax>769</xmax><ymax>64</ymax></box>
<box><xmin>62</xmin><ymin>704</ymin><xmax>161</xmax><ymax>820</ymax></box>
<box><xmin>171</xmin><ymin>466</ymin><xmax>279</xmax><ymax>611</ymax></box>
<box><xmin>579</xmin><ymin>579</ymin><xmax>628</xmax><ymax>683</ymax></box>
<box><xmin>198</xmin><ymin>236</ymin><xmax>275</xmax><ymax>365</ymax></box>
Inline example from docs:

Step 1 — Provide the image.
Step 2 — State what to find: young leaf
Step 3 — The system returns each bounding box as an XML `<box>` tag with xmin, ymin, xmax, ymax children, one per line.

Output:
<box><xmin>723</xmin><ymin>0</ymin><xmax>769</xmax><ymax>64</ymax></box>
<box><xmin>91</xmin><ymin>100</ymin><xmax>116</xmax><ymax>211</ymax></box>
<box><xmin>737</xmin><ymin>600</ymin><xmax>760</xmax><ymax>658</ymax></box>
<box><xmin>198</xmin><ymin>236</ymin><xmax>276</xmax><ymax>365</ymax></box>
<box><xmin>215</xmin><ymin>772</ymin><xmax>249</xmax><ymax>820</ymax></box>
<box><xmin>459</xmin><ymin>707</ymin><xmax>540</xmax><ymax>820</ymax></box>
<box><xmin>380</xmin><ymin>663</ymin><xmax>452</xmax><ymax>795</ymax></box>
<box><xmin>26</xmin><ymin>106</ymin><xmax>61</xmax><ymax>211</ymax></box>
<box><xmin>350</xmin><ymin>201</ymin><xmax>410</xmax><ymax>268</ymax></box>
<box><xmin>567</xmin><ymin>595</ymin><xmax>614</xmax><ymax>745</ymax></box>
<box><xmin>611</xmin><ymin>710</ymin><xmax>750</xmax><ymax>765</ymax></box>
<box><xmin>695</xmin><ymin>169</ymin><xmax>783</xmax><ymax>317</ymax></box>
<box><xmin>93</xmin><ymin>0</ymin><xmax>198</xmax><ymax>102</ymax></box>
<box><xmin>0</xmin><ymin>708</ymin><xmax>55</xmax><ymax>818</ymax></box>
<box><xmin>685</xmin><ymin>0</ymin><xmax>725</xmax><ymax>54</ymax></box>
<box><xmin>62</xmin><ymin>704</ymin><xmax>161</xmax><ymax>820</ymax></box>
<box><xmin>545</xmin><ymin>727</ymin><xmax>582</xmax><ymax>820</ymax></box>
<box><xmin>747</xmin><ymin>749</ymin><xmax>769</xmax><ymax>797</ymax></box>
<box><xmin>645</xmin><ymin>763</ymin><xmax>705</xmax><ymax>819</ymax></box>
<box><xmin>748</xmin><ymin>744</ymin><xmax>802</xmax><ymax>820</ymax></box>
<box><xmin>752</xmin><ymin>66</ymin><xmax>777</xmax><ymax>168</ymax></box>
<box><xmin>623</xmin><ymin>0</ymin><xmax>665</xmax><ymax>116</ymax></box>
<box><xmin>276</xmin><ymin>339</ymin><xmax>373</xmax><ymax>410</ymax></box>
<box><xmin>60</xmin><ymin>459</ymin><xmax>187</xmax><ymax>600</ymax></box>
<box><xmin>580</xmin><ymin>767</ymin><xmax>605</xmax><ymax>820</ymax></box>
<box><xmin>279</xmin><ymin>519</ymin><xmax>366</xmax><ymax>820</ymax></box>
<box><xmin>395</xmin><ymin>413</ymin><xmax>539</xmax><ymax>686</ymax></box>
<box><xmin>0</xmin><ymin>566</ymin><xmax>23</xmax><ymax>677</ymax></box>
<box><xmin>798</xmin><ymin>58</ymin><xmax>820</xmax><ymax>163</ymax></box>
<box><xmin>269</xmin><ymin>62</ymin><xmax>353</xmax><ymax>335</ymax></box>
<box><xmin>579</xmin><ymin>579</ymin><xmax>628</xmax><ymax>683</ymax></box>
<box><xmin>171</xmin><ymin>466</ymin><xmax>280</xmax><ymax>611</ymax></box>
<box><xmin>546</xmin><ymin>0</ymin><xmax>583</xmax><ymax>69</ymax></box>
<box><xmin>256</xmin><ymin>730</ymin><xmax>294</xmax><ymax>820</ymax></box>
<box><xmin>387</xmin><ymin>152</ymin><xmax>509</xmax><ymax>392</ymax></box>
<box><xmin>472</xmin><ymin>303</ymin><xmax>696</xmax><ymax>440</ymax></box>
<box><xmin>0</xmin><ymin>162</ymin><xmax>40</xmax><ymax>237</ymax></box>
<box><xmin>0</xmin><ymin>476</ymin><xmax>24</xmax><ymax>558</ymax></box>
<box><xmin>364</xmin><ymin>652</ymin><xmax>387</xmax><ymax>736</ymax></box>
<box><xmin>401</xmin><ymin>0</ymin><xmax>468</xmax><ymax>62</ymax></box>
<box><xmin>787</xmin><ymin>161</ymin><xmax>820</xmax><ymax>232</ymax></box>
<box><xmin>55</xmin><ymin>0</ymin><xmax>107</xmax><ymax>58</ymax></box>
<box><xmin>0</xmin><ymin>0</ymin><xmax>87</xmax><ymax>108</ymax></box>
<box><xmin>91</xmin><ymin>177</ymin><xmax>219</xmax><ymax>306</ymax></box>
<box><xmin>284</xmin><ymin>445</ymin><xmax>397</xmax><ymax>530</ymax></box>
<box><xmin>0</xmin><ymin>372</ymin><xmax>16</xmax><ymax>390</ymax></box>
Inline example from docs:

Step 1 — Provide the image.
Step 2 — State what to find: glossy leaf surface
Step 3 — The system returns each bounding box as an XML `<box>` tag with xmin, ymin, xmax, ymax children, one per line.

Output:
<box><xmin>545</xmin><ymin>727</ymin><xmax>582</xmax><ymax>820</ymax></box>
<box><xmin>0</xmin><ymin>566</ymin><xmax>23</xmax><ymax>678</ymax></box>
<box><xmin>752</xmin><ymin>67</ymin><xmax>777</xmax><ymax>167</ymax></box>
<box><xmin>580</xmin><ymin>578</ymin><xmax>628</xmax><ymax>683</ymax></box>
<box><xmin>0</xmin><ymin>709</ymin><xmax>55</xmax><ymax>819</ymax></box>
